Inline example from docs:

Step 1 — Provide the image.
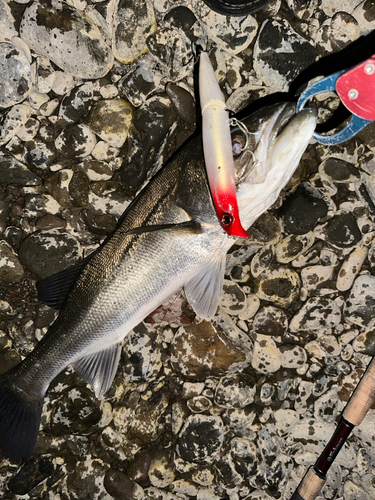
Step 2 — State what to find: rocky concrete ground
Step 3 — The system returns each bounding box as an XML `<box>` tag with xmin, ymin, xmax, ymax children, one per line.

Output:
<box><xmin>0</xmin><ymin>0</ymin><xmax>375</xmax><ymax>499</ymax></box>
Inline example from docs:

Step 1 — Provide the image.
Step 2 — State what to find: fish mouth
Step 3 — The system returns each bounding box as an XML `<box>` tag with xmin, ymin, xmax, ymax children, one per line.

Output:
<box><xmin>233</xmin><ymin>102</ymin><xmax>317</xmax><ymax>228</ymax></box>
<box><xmin>232</xmin><ymin>103</ymin><xmax>317</xmax><ymax>186</ymax></box>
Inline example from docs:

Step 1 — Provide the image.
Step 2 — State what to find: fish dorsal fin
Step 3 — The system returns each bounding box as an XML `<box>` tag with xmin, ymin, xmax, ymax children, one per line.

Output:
<box><xmin>36</xmin><ymin>255</ymin><xmax>92</xmax><ymax>309</ymax></box>
<box><xmin>72</xmin><ymin>341</ymin><xmax>123</xmax><ymax>399</ymax></box>
<box><xmin>184</xmin><ymin>254</ymin><xmax>226</xmax><ymax>320</ymax></box>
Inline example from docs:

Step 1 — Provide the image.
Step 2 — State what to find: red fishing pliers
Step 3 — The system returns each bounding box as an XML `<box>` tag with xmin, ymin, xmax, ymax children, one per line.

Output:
<box><xmin>297</xmin><ymin>54</ymin><xmax>375</xmax><ymax>144</ymax></box>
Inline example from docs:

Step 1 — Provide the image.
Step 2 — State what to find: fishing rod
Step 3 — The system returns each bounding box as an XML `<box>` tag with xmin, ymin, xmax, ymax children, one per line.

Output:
<box><xmin>290</xmin><ymin>355</ymin><xmax>375</xmax><ymax>500</ymax></box>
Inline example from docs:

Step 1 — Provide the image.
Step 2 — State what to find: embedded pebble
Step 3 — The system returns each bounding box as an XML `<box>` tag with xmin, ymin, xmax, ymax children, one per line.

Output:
<box><xmin>315</xmin><ymin>12</ymin><xmax>360</xmax><ymax>56</ymax></box>
<box><xmin>0</xmin><ymin>240</ymin><xmax>24</xmax><ymax>283</ymax></box>
<box><xmin>25</xmin><ymin>138</ymin><xmax>58</xmax><ymax>168</ymax></box>
<box><xmin>20</xmin><ymin>0</ymin><xmax>114</xmax><ymax>79</ymax></box>
<box><xmin>0</xmin><ymin>104</ymin><xmax>31</xmax><ymax>145</ymax></box>
<box><xmin>253</xmin><ymin>19</ymin><xmax>316</xmax><ymax>92</ymax></box>
<box><xmin>275</xmin><ymin>232</ymin><xmax>315</xmax><ymax>264</ymax></box>
<box><xmin>279</xmin><ymin>345</ymin><xmax>307</xmax><ymax>369</ymax></box>
<box><xmin>112</xmin><ymin>0</ymin><xmax>157</xmax><ymax>64</ymax></box>
<box><xmin>352</xmin><ymin>330</ymin><xmax>375</xmax><ymax>356</ymax></box>
<box><xmin>15</xmin><ymin>116</ymin><xmax>40</xmax><ymax>142</ymax></box>
<box><xmin>352</xmin><ymin>0</ymin><xmax>375</xmax><ymax>35</ymax></box>
<box><xmin>187</xmin><ymin>396</ymin><xmax>212</xmax><ymax>413</ymax></box>
<box><xmin>344</xmin><ymin>275</ymin><xmax>375</xmax><ymax>328</ymax></box>
<box><xmin>214</xmin><ymin>373</ymin><xmax>256</xmax><ymax>409</ymax></box>
<box><xmin>58</xmin><ymin>84</ymin><xmax>94</xmax><ymax>128</ymax></box>
<box><xmin>6</xmin><ymin>457</ymin><xmax>58</xmax><ymax>496</ymax></box>
<box><xmin>36</xmin><ymin>214</ymin><xmax>66</xmax><ymax>231</ymax></box>
<box><xmin>18</xmin><ymin>230</ymin><xmax>81</xmax><ymax>279</ymax></box>
<box><xmin>215</xmin><ymin>437</ymin><xmax>258</xmax><ymax>488</ymax></box>
<box><xmin>196</xmin><ymin>5</ymin><xmax>258</xmax><ymax>54</ymax></box>
<box><xmin>290</xmin><ymin>297</ymin><xmax>342</xmax><ymax>332</ymax></box>
<box><xmin>219</xmin><ymin>280</ymin><xmax>247</xmax><ymax>316</ymax></box>
<box><xmin>146</xmin><ymin>27</ymin><xmax>193</xmax><ymax>80</ymax></box>
<box><xmin>50</xmin><ymin>387</ymin><xmax>103</xmax><ymax>436</ymax></box>
<box><xmin>336</xmin><ymin>245</ymin><xmax>368</xmax><ymax>291</ymax></box>
<box><xmin>315</xmin><ymin>211</ymin><xmax>362</xmax><ymax>248</ymax></box>
<box><xmin>343</xmin><ymin>480</ymin><xmax>372</xmax><ymax>500</ymax></box>
<box><xmin>280</xmin><ymin>184</ymin><xmax>328</xmax><ymax>235</ymax></box>
<box><xmin>0</xmin><ymin>0</ymin><xmax>18</xmax><ymax>43</ymax></box>
<box><xmin>118</xmin><ymin>54</ymin><xmax>165</xmax><ymax>107</ymax></box>
<box><xmin>148</xmin><ymin>450</ymin><xmax>175</xmax><ymax>488</ymax></box>
<box><xmin>300</xmin><ymin>265</ymin><xmax>335</xmax><ymax>293</ymax></box>
<box><xmin>34</xmin><ymin>56</ymin><xmax>55</xmax><ymax>94</ymax></box>
<box><xmin>318</xmin><ymin>334</ymin><xmax>341</xmax><ymax>356</ymax></box>
<box><xmin>253</xmin><ymin>306</ymin><xmax>288</xmax><ymax>337</ymax></box>
<box><xmin>170</xmin><ymin>321</ymin><xmax>250</xmax><ymax>378</ymax></box>
<box><xmin>0</xmin><ymin>41</ymin><xmax>32</xmax><ymax>108</ymax></box>
<box><xmin>80</xmin><ymin>209</ymin><xmax>117</xmax><ymax>236</ymax></box>
<box><xmin>177</xmin><ymin>415</ymin><xmax>224</xmax><ymax>465</ymax></box>
<box><xmin>255</xmin><ymin>267</ymin><xmax>300</xmax><ymax>307</ymax></box>
<box><xmin>45</xmin><ymin>169</ymin><xmax>74</xmax><ymax>208</ymax></box>
<box><xmin>166</xmin><ymin>83</ymin><xmax>196</xmax><ymax>126</ymax></box>
<box><xmin>89</xmin><ymin>99</ymin><xmax>133</xmax><ymax>148</ymax></box>
<box><xmin>80</xmin><ymin>160</ymin><xmax>113</xmax><ymax>182</ymax></box>
<box><xmin>122</xmin><ymin>325</ymin><xmax>162</xmax><ymax>382</ymax></box>
<box><xmin>104</xmin><ymin>469</ymin><xmax>145</xmax><ymax>500</ymax></box>
<box><xmin>0</xmin><ymin>154</ymin><xmax>42</xmax><ymax>186</ymax></box>
<box><xmin>55</xmin><ymin>124</ymin><xmax>97</xmax><ymax>159</ymax></box>
<box><xmin>251</xmin><ymin>334</ymin><xmax>281</xmax><ymax>374</ymax></box>
<box><xmin>251</xmin><ymin>245</ymin><xmax>275</xmax><ymax>278</ymax></box>
<box><xmin>319</xmin><ymin>157</ymin><xmax>361</xmax><ymax>183</ymax></box>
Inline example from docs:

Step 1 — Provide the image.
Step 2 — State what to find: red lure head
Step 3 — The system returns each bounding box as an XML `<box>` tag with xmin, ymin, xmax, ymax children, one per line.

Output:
<box><xmin>213</xmin><ymin>192</ymin><xmax>250</xmax><ymax>238</ymax></box>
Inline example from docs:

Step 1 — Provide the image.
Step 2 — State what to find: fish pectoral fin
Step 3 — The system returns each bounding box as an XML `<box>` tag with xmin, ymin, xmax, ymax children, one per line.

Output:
<box><xmin>184</xmin><ymin>254</ymin><xmax>226</xmax><ymax>320</ymax></box>
<box><xmin>72</xmin><ymin>341</ymin><xmax>123</xmax><ymax>399</ymax></box>
<box><xmin>36</xmin><ymin>255</ymin><xmax>92</xmax><ymax>309</ymax></box>
<box><xmin>123</xmin><ymin>219</ymin><xmax>203</xmax><ymax>236</ymax></box>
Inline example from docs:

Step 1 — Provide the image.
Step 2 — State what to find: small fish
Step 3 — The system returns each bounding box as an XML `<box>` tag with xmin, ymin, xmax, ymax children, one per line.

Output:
<box><xmin>0</xmin><ymin>102</ymin><xmax>317</xmax><ymax>462</ymax></box>
<box><xmin>199</xmin><ymin>51</ymin><xmax>249</xmax><ymax>238</ymax></box>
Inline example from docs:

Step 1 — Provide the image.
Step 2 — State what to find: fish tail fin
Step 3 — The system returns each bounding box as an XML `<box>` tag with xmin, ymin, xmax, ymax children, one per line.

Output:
<box><xmin>0</xmin><ymin>369</ymin><xmax>43</xmax><ymax>462</ymax></box>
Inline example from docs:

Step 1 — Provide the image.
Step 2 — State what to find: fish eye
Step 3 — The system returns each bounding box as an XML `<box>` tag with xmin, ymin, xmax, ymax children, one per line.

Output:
<box><xmin>232</xmin><ymin>135</ymin><xmax>245</xmax><ymax>156</ymax></box>
<box><xmin>221</xmin><ymin>213</ymin><xmax>233</xmax><ymax>226</ymax></box>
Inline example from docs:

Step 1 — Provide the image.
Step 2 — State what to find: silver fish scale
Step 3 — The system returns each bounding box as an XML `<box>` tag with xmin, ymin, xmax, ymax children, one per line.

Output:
<box><xmin>17</xmin><ymin>147</ymin><xmax>229</xmax><ymax>396</ymax></box>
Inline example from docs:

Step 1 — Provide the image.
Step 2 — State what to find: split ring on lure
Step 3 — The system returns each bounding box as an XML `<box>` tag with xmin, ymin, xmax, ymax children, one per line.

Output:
<box><xmin>199</xmin><ymin>52</ymin><xmax>250</xmax><ymax>238</ymax></box>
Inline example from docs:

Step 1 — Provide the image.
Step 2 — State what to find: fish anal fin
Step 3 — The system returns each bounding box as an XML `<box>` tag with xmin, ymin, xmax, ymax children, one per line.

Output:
<box><xmin>36</xmin><ymin>255</ymin><xmax>92</xmax><ymax>309</ymax></box>
<box><xmin>73</xmin><ymin>341</ymin><xmax>123</xmax><ymax>399</ymax></box>
<box><xmin>184</xmin><ymin>254</ymin><xmax>226</xmax><ymax>320</ymax></box>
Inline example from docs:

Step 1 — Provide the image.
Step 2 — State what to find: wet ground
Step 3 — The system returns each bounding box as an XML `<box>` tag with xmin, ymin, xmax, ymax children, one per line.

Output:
<box><xmin>1</xmin><ymin>0</ymin><xmax>375</xmax><ymax>499</ymax></box>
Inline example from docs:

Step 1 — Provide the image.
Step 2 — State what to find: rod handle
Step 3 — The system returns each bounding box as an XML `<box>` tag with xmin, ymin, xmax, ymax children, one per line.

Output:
<box><xmin>343</xmin><ymin>357</ymin><xmax>375</xmax><ymax>426</ymax></box>
<box><xmin>291</xmin><ymin>467</ymin><xmax>326</xmax><ymax>500</ymax></box>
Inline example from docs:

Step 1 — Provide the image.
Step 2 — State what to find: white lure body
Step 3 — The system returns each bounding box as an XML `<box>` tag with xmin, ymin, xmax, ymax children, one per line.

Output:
<box><xmin>199</xmin><ymin>52</ymin><xmax>249</xmax><ymax>238</ymax></box>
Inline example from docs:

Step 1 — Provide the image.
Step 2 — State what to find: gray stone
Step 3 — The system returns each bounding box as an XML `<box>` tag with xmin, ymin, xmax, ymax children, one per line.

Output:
<box><xmin>344</xmin><ymin>275</ymin><xmax>375</xmax><ymax>328</ymax></box>
<box><xmin>0</xmin><ymin>240</ymin><xmax>24</xmax><ymax>283</ymax></box>
<box><xmin>112</xmin><ymin>0</ymin><xmax>156</xmax><ymax>64</ymax></box>
<box><xmin>18</xmin><ymin>230</ymin><xmax>81</xmax><ymax>279</ymax></box>
<box><xmin>0</xmin><ymin>154</ymin><xmax>42</xmax><ymax>186</ymax></box>
<box><xmin>290</xmin><ymin>297</ymin><xmax>342</xmax><ymax>332</ymax></box>
<box><xmin>89</xmin><ymin>99</ymin><xmax>133</xmax><ymax>148</ymax></box>
<box><xmin>215</xmin><ymin>373</ymin><xmax>256</xmax><ymax>409</ymax></box>
<box><xmin>0</xmin><ymin>42</ymin><xmax>32</xmax><ymax>108</ymax></box>
<box><xmin>55</xmin><ymin>124</ymin><xmax>97</xmax><ymax>159</ymax></box>
<box><xmin>253</xmin><ymin>19</ymin><xmax>316</xmax><ymax>92</ymax></box>
<box><xmin>20</xmin><ymin>0</ymin><xmax>113</xmax><ymax>79</ymax></box>
<box><xmin>177</xmin><ymin>415</ymin><xmax>224</xmax><ymax>465</ymax></box>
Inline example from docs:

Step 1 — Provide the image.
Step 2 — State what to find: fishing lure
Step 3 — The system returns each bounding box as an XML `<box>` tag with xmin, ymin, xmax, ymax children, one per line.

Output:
<box><xmin>199</xmin><ymin>51</ymin><xmax>249</xmax><ymax>238</ymax></box>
